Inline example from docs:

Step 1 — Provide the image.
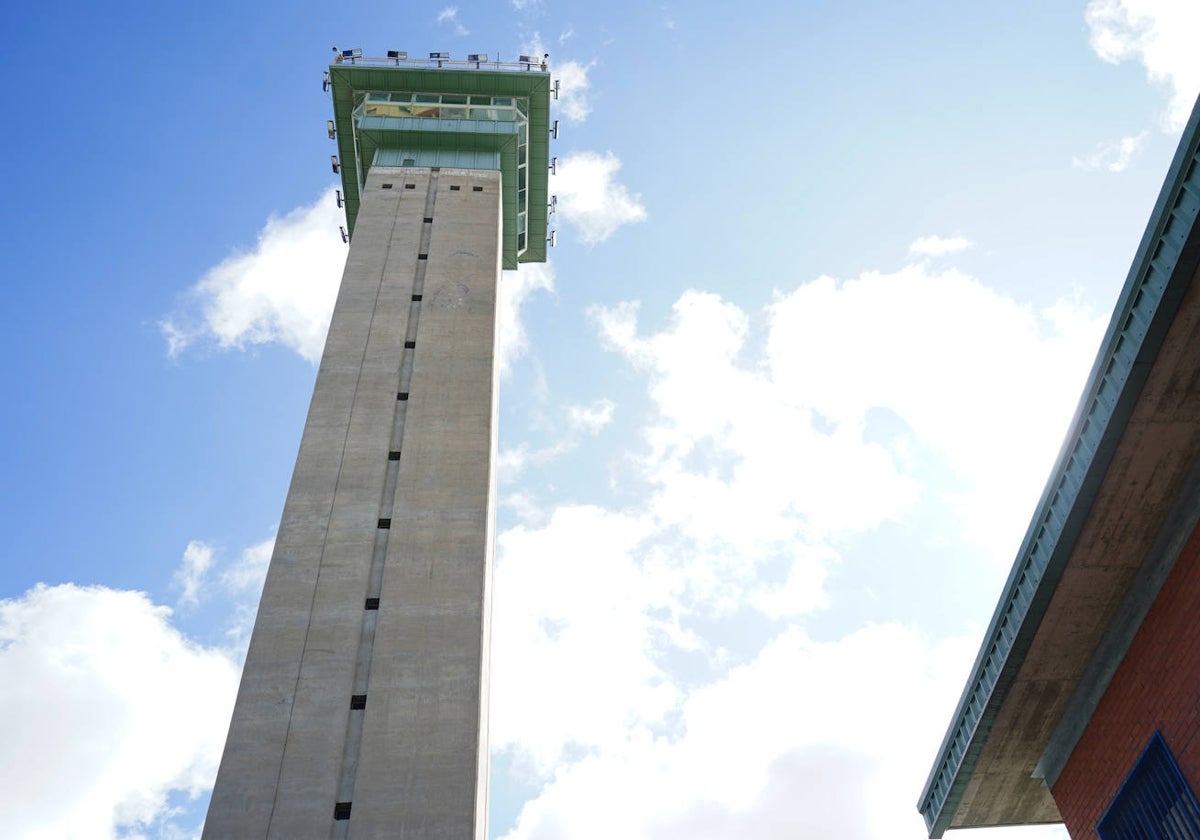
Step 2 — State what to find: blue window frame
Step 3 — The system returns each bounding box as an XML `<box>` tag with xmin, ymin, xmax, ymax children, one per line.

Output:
<box><xmin>1098</xmin><ymin>732</ymin><xmax>1200</xmax><ymax>840</ymax></box>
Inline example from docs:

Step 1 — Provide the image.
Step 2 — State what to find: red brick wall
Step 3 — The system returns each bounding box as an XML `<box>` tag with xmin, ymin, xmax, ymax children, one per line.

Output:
<box><xmin>1051</xmin><ymin>519</ymin><xmax>1200</xmax><ymax>838</ymax></box>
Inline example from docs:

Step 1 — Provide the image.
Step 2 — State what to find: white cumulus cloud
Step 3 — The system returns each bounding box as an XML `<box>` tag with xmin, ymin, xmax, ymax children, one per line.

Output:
<box><xmin>566</xmin><ymin>398</ymin><xmax>615</xmax><ymax>434</ymax></box>
<box><xmin>220</xmin><ymin>536</ymin><xmax>273</xmax><ymax>594</ymax></box>
<box><xmin>172</xmin><ymin>540</ymin><xmax>214</xmax><ymax>608</ymax></box>
<box><xmin>490</xmin><ymin>255</ymin><xmax>1099</xmax><ymax>839</ymax></box>
<box><xmin>499</xmin><ymin>623</ymin><xmax>1067</xmax><ymax>840</ymax></box>
<box><xmin>436</xmin><ymin>6</ymin><xmax>469</xmax><ymax>36</ymax></box>
<box><xmin>555</xmin><ymin>60</ymin><xmax>595</xmax><ymax>123</ymax></box>
<box><xmin>1072</xmin><ymin>130</ymin><xmax>1150</xmax><ymax>172</ymax></box>
<box><xmin>500</xmin><ymin>261</ymin><xmax>556</xmax><ymax>376</ymax></box>
<box><xmin>765</xmin><ymin>264</ymin><xmax>1104</xmax><ymax>557</ymax></box>
<box><xmin>554</xmin><ymin>151</ymin><xmax>647</xmax><ymax>245</ymax></box>
<box><xmin>909</xmin><ymin>234</ymin><xmax>972</xmax><ymax>257</ymax></box>
<box><xmin>162</xmin><ymin>187</ymin><xmax>346</xmax><ymax>363</ymax></box>
<box><xmin>1085</xmin><ymin>0</ymin><xmax>1200</xmax><ymax>131</ymax></box>
<box><xmin>0</xmin><ymin>584</ymin><xmax>239</xmax><ymax>839</ymax></box>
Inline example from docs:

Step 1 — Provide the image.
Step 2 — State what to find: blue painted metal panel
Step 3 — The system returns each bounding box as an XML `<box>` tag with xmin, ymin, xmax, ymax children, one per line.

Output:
<box><xmin>1098</xmin><ymin>733</ymin><xmax>1200</xmax><ymax>840</ymax></box>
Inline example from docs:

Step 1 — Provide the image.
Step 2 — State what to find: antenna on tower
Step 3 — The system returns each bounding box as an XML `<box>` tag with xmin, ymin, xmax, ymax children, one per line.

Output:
<box><xmin>327</xmin><ymin>120</ymin><xmax>336</xmax><ymax>140</ymax></box>
<box><xmin>322</xmin><ymin>71</ymin><xmax>331</xmax><ymax>92</ymax></box>
<box><xmin>548</xmin><ymin>195</ymin><xmax>557</xmax><ymax>215</ymax></box>
<box><xmin>336</xmin><ymin>190</ymin><xmax>344</xmax><ymax>208</ymax></box>
<box><xmin>547</xmin><ymin>230</ymin><xmax>557</xmax><ymax>248</ymax></box>
<box><xmin>331</xmin><ymin>156</ymin><xmax>340</xmax><ymax>174</ymax></box>
<box><xmin>339</xmin><ymin>226</ymin><xmax>349</xmax><ymax>243</ymax></box>
<box><xmin>550</xmin><ymin>120</ymin><xmax>559</xmax><ymax>140</ymax></box>
<box><xmin>553</xmin><ymin>79</ymin><xmax>560</xmax><ymax>100</ymax></box>
<box><xmin>550</xmin><ymin>157</ymin><xmax>558</xmax><ymax>176</ymax></box>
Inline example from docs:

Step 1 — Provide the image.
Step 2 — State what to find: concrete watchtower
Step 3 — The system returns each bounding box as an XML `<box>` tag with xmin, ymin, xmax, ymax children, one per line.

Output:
<box><xmin>204</xmin><ymin>50</ymin><xmax>552</xmax><ymax>839</ymax></box>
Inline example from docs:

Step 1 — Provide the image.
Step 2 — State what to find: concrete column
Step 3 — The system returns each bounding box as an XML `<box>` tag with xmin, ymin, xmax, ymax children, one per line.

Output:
<box><xmin>204</xmin><ymin>166</ymin><xmax>500</xmax><ymax>840</ymax></box>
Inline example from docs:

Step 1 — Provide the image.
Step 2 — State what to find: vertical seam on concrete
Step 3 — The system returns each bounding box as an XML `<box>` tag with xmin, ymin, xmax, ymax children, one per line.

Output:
<box><xmin>265</xmin><ymin>174</ymin><xmax>402</xmax><ymax>837</ymax></box>
<box><xmin>330</xmin><ymin>171</ymin><xmax>439</xmax><ymax>839</ymax></box>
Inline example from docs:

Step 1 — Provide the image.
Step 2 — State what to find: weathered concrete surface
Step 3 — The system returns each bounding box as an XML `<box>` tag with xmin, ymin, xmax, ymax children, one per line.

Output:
<box><xmin>204</xmin><ymin>166</ymin><xmax>500</xmax><ymax>839</ymax></box>
<box><xmin>948</xmin><ymin>264</ymin><xmax>1200</xmax><ymax>831</ymax></box>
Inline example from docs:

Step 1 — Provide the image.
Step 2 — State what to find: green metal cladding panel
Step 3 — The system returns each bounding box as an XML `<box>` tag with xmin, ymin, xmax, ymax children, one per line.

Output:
<box><xmin>329</xmin><ymin>63</ymin><xmax>551</xmax><ymax>268</ymax></box>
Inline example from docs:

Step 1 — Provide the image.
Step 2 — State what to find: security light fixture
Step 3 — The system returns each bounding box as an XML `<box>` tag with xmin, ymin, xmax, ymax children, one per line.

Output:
<box><xmin>518</xmin><ymin>55</ymin><xmax>536</xmax><ymax>63</ymax></box>
<box><xmin>327</xmin><ymin>120</ymin><xmax>335</xmax><ymax>139</ymax></box>
<box><xmin>342</xmin><ymin>48</ymin><xmax>363</xmax><ymax>61</ymax></box>
<box><xmin>331</xmin><ymin>155</ymin><xmax>340</xmax><ymax>174</ymax></box>
<box><xmin>387</xmin><ymin>50</ymin><xmax>407</xmax><ymax>64</ymax></box>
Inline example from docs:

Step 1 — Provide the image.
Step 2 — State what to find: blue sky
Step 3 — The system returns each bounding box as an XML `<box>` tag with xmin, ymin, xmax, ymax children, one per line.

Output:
<box><xmin>3</xmin><ymin>1</ymin><xmax>1199</xmax><ymax>837</ymax></box>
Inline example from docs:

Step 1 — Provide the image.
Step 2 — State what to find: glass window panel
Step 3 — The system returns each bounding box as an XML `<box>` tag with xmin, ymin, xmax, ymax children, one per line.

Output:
<box><xmin>367</xmin><ymin>92</ymin><xmax>389</xmax><ymax>101</ymax></box>
<box><xmin>493</xmin><ymin>97</ymin><xmax>512</xmax><ymax>106</ymax></box>
<box><xmin>442</xmin><ymin>94</ymin><xmax>468</xmax><ymax>104</ymax></box>
<box><xmin>415</xmin><ymin>94</ymin><xmax>439</xmax><ymax>103</ymax></box>
<box><xmin>469</xmin><ymin>95</ymin><xmax>490</xmax><ymax>105</ymax></box>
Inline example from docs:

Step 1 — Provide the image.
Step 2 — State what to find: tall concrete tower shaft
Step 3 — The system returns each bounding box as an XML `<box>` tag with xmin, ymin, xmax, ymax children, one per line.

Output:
<box><xmin>204</xmin><ymin>56</ymin><xmax>551</xmax><ymax>839</ymax></box>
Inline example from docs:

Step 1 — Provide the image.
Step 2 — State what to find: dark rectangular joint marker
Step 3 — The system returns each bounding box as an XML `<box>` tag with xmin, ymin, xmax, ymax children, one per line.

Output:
<box><xmin>388</xmin><ymin>451</ymin><xmax>401</xmax><ymax>461</ymax></box>
<box><xmin>412</xmin><ymin>294</ymin><xmax>423</xmax><ymax>301</ymax></box>
<box><xmin>334</xmin><ymin>803</ymin><xmax>352</xmax><ymax>820</ymax></box>
<box><xmin>397</xmin><ymin>392</ymin><xmax>409</xmax><ymax>401</ymax></box>
<box><xmin>378</xmin><ymin>518</ymin><xmax>391</xmax><ymax>529</ymax></box>
<box><xmin>404</xmin><ymin>341</ymin><xmax>416</xmax><ymax>349</ymax></box>
<box><xmin>423</xmin><ymin>217</ymin><xmax>434</xmax><ymax>223</ymax></box>
<box><xmin>350</xmin><ymin>695</ymin><xmax>367</xmax><ymax>710</ymax></box>
<box><xmin>365</xmin><ymin>598</ymin><xmax>380</xmax><ymax>610</ymax></box>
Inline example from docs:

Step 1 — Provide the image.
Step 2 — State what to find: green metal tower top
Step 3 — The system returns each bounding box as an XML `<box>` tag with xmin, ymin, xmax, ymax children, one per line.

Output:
<box><xmin>328</xmin><ymin>52</ymin><xmax>553</xmax><ymax>268</ymax></box>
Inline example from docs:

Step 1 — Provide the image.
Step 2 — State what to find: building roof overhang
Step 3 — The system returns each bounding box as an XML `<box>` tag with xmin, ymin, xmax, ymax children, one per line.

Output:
<box><xmin>918</xmin><ymin>95</ymin><xmax>1200</xmax><ymax>837</ymax></box>
<box><xmin>328</xmin><ymin>60</ymin><xmax>551</xmax><ymax>269</ymax></box>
